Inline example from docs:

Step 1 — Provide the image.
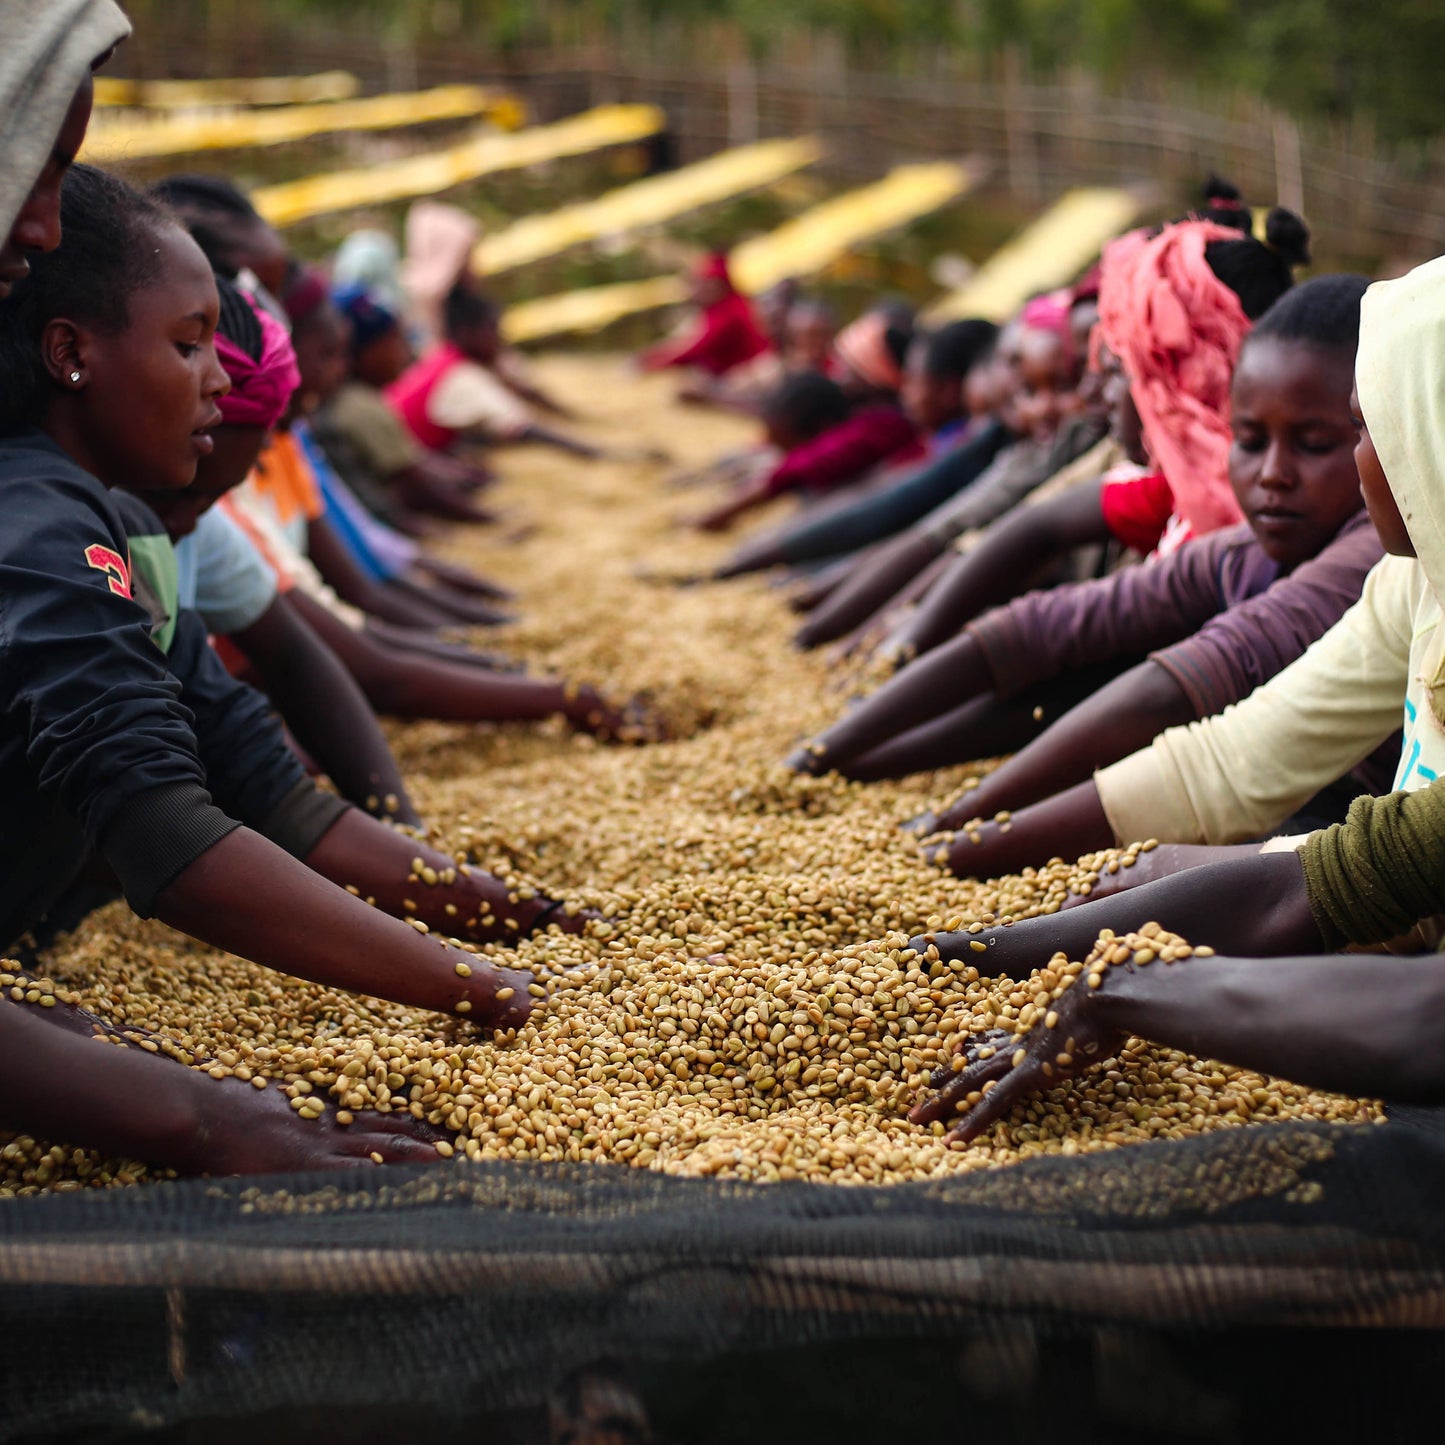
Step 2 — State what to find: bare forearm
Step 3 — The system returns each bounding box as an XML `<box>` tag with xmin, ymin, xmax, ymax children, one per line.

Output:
<box><xmin>962</xmin><ymin>661</ymin><xmax>1195</xmax><ymax>819</ymax></box>
<box><xmin>794</xmin><ymin>632</ymin><xmax>992</xmax><ymax>773</ymax></box>
<box><xmin>304</xmin><ymin>808</ymin><xmax>564</xmax><ymax>940</ymax></box>
<box><xmin>943</xmin><ymin>780</ymin><xmax>1114</xmax><ymax>877</ymax></box>
<box><xmin>1100</xmin><ymin>951</ymin><xmax>1445</xmax><ymax>1101</ymax></box>
<box><xmin>234</xmin><ymin>606</ymin><xmax>420</xmax><ymax>827</ymax></box>
<box><xmin>924</xmin><ymin>851</ymin><xmax>1321</xmax><ymax>968</ymax></box>
<box><xmin>0</xmin><ymin>999</ymin><xmax>211</xmax><ymax>1165</ymax></box>
<box><xmin>154</xmin><ymin>827</ymin><xmax>522</xmax><ymax>1020</ymax></box>
<box><xmin>793</xmin><ymin>532</ymin><xmax>942</xmax><ymax>649</ymax></box>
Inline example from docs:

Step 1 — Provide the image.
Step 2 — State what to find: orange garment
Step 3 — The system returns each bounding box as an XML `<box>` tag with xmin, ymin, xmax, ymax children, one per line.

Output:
<box><xmin>249</xmin><ymin>429</ymin><xmax>324</xmax><ymax>530</ymax></box>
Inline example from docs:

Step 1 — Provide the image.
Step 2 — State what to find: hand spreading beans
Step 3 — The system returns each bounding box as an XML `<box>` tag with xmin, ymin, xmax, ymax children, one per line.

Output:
<box><xmin>1</xmin><ymin>357</ymin><xmax>1381</xmax><ymax>1194</ymax></box>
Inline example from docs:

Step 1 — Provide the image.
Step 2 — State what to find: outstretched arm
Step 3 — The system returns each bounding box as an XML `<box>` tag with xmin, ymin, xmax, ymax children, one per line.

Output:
<box><xmin>786</xmin><ymin>630</ymin><xmax>993</xmax><ymax>775</ymax></box>
<box><xmin>792</xmin><ymin>530</ymin><xmax>945</xmax><ymax>649</ymax></box>
<box><xmin>916</xmin><ymin>848</ymin><xmax>1321</xmax><ymax>974</ymax></box>
<box><xmin>230</xmin><ymin>594</ymin><xmax>422</xmax><ymax>828</ymax></box>
<box><xmin>929</xmin><ymin>659</ymin><xmax>1196</xmax><ymax>831</ymax></box>
<box><xmin>154</xmin><ymin>818</ymin><xmax>539</xmax><ymax>1028</ymax></box>
<box><xmin>914</xmin><ymin>944</ymin><xmax>1444</xmax><ymax>1143</ymax></box>
<box><xmin>891</xmin><ymin>481</ymin><xmax>1110</xmax><ymax>660</ymax></box>
<box><xmin>934</xmin><ymin>779</ymin><xmax>1115</xmax><ymax>879</ymax></box>
<box><xmin>0</xmin><ymin>995</ymin><xmax>440</xmax><ymax>1175</ymax></box>
<box><xmin>306</xmin><ymin>516</ymin><xmax>454</xmax><ymax>629</ymax></box>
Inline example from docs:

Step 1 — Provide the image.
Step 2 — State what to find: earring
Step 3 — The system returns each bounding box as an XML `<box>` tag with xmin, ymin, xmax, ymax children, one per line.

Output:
<box><xmin>69</xmin><ymin>371</ymin><xmax>81</xmax><ymax>383</ymax></box>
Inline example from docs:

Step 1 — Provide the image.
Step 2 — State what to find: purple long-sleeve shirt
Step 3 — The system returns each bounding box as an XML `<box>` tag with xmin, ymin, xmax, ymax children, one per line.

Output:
<box><xmin>967</xmin><ymin>507</ymin><xmax>1383</xmax><ymax>717</ymax></box>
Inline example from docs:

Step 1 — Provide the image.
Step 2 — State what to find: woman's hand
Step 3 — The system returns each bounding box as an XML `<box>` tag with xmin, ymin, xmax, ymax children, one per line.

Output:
<box><xmin>909</xmin><ymin>968</ymin><xmax>1125</xmax><ymax>1143</ymax></box>
<box><xmin>184</xmin><ymin>1076</ymin><xmax>446</xmax><ymax>1175</ymax></box>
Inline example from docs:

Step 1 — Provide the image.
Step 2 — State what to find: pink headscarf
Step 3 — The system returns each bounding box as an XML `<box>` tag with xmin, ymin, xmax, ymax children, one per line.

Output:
<box><xmin>217</xmin><ymin>299</ymin><xmax>301</xmax><ymax>431</ymax></box>
<box><xmin>833</xmin><ymin>311</ymin><xmax>904</xmax><ymax>393</ymax></box>
<box><xmin>1021</xmin><ymin>288</ymin><xmax>1074</xmax><ymax>345</ymax></box>
<box><xmin>1098</xmin><ymin>220</ymin><xmax>1252</xmax><ymax>537</ymax></box>
<box><xmin>403</xmin><ymin>201</ymin><xmax>480</xmax><ymax>340</ymax></box>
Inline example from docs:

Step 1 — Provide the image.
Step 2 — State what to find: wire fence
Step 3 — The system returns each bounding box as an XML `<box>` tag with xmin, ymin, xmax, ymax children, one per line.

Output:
<box><xmin>114</xmin><ymin>20</ymin><xmax>1445</xmax><ymax>268</ymax></box>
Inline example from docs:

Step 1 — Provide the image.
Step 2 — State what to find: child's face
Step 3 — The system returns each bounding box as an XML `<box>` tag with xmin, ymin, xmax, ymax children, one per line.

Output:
<box><xmin>0</xmin><ymin>77</ymin><xmax>93</xmax><ymax>299</ymax></box>
<box><xmin>137</xmin><ymin>423</ymin><xmax>268</xmax><ymax>540</ymax></box>
<box><xmin>1098</xmin><ymin>342</ymin><xmax>1147</xmax><ymax>466</ymax></box>
<box><xmin>292</xmin><ymin>303</ymin><xmax>349</xmax><ymax>411</ymax></box>
<box><xmin>57</xmin><ymin>224</ymin><xmax>228</xmax><ymax>491</ymax></box>
<box><xmin>1013</xmin><ymin>328</ymin><xmax>1081</xmax><ymax>444</ymax></box>
<box><xmin>1228</xmin><ymin>337</ymin><xmax>1363</xmax><ymax>570</ymax></box>
<box><xmin>786</xmin><ymin>311</ymin><xmax>834</xmax><ymax>371</ymax></box>
<box><xmin>458</xmin><ymin>319</ymin><xmax>501</xmax><ymax>366</ymax></box>
<box><xmin>1351</xmin><ymin>383</ymin><xmax>1414</xmax><ymax>557</ymax></box>
<box><xmin>354</xmin><ymin>326</ymin><xmax>411</xmax><ymax>388</ymax></box>
<box><xmin>901</xmin><ymin>342</ymin><xmax>961</xmax><ymax>434</ymax></box>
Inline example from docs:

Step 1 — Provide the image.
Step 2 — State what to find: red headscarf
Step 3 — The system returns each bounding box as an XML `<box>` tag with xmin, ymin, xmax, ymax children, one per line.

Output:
<box><xmin>1098</xmin><ymin>220</ymin><xmax>1252</xmax><ymax>537</ymax></box>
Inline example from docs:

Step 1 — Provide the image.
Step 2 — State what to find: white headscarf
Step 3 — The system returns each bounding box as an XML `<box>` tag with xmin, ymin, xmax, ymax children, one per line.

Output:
<box><xmin>1357</xmin><ymin>255</ymin><xmax>1445</xmax><ymax>613</ymax></box>
<box><xmin>0</xmin><ymin>0</ymin><xmax>131</xmax><ymax>243</ymax></box>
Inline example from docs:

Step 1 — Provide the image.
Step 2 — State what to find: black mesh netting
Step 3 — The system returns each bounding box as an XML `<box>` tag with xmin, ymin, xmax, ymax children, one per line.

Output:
<box><xmin>4</xmin><ymin>1110</ymin><xmax>1445</xmax><ymax>1441</ymax></box>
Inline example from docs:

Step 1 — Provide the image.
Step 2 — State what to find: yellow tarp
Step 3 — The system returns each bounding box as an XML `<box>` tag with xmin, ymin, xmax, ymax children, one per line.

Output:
<box><xmin>505</xmin><ymin>159</ymin><xmax>978</xmax><ymax>344</ymax></box>
<box><xmin>474</xmin><ymin>137</ymin><xmax>822</xmax><ymax>277</ymax></box>
<box><xmin>253</xmin><ymin>104</ymin><xmax>666</xmax><ymax>229</ymax></box>
<box><xmin>925</xmin><ymin>187</ymin><xmax>1145</xmax><ymax>323</ymax></box>
<box><xmin>93</xmin><ymin>71</ymin><xmax>359</xmax><ymax>109</ymax></box>
<box><xmin>504</xmin><ymin>277</ymin><xmax>689</xmax><ymax>344</ymax></box>
<box><xmin>81</xmin><ymin>85</ymin><xmax>519</xmax><ymax>164</ymax></box>
<box><xmin>730</xmin><ymin>160</ymin><xmax>979</xmax><ymax>294</ymax></box>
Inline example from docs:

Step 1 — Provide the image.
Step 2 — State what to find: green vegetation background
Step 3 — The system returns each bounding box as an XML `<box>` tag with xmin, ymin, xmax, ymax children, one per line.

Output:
<box><xmin>127</xmin><ymin>0</ymin><xmax>1445</xmax><ymax>149</ymax></box>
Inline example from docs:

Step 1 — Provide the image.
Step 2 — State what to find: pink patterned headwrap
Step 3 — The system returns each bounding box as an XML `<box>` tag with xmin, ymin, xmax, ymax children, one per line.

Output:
<box><xmin>1098</xmin><ymin>220</ymin><xmax>1253</xmax><ymax>536</ymax></box>
<box><xmin>217</xmin><ymin>299</ymin><xmax>301</xmax><ymax>431</ymax></box>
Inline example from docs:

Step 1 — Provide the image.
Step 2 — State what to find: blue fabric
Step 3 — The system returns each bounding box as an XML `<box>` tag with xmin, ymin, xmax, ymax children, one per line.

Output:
<box><xmin>298</xmin><ymin>422</ymin><xmax>399</xmax><ymax>582</ymax></box>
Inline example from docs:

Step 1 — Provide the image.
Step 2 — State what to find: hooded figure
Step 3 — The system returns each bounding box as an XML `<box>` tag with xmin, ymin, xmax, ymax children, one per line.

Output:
<box><xmin>1094</xmin><ymin>254</ymin><xmax>1445</xmax><ymax>849</ymax></box>
<box><xmin>0</xmin><ymin>0</ymin><xmax>130</xmax><ymax>240</ymax></box>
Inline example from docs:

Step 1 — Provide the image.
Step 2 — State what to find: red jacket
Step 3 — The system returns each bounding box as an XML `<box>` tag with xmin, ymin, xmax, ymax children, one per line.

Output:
<box><xmin>640</xmin><ymin>292</ymin><xmax>771</xmax><ymax>377</ymax></box>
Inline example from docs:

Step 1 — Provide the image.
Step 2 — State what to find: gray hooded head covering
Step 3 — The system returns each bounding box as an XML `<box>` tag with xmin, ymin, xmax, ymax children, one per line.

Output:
<box><xmin>0</xmin><ymin>0</ymin><xmax>131</xmax><ymax>242</ymax></box>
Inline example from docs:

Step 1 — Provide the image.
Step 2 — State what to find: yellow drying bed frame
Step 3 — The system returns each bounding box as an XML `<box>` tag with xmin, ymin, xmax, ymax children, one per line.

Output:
<box><xmin>93</xmin><ymin>71</ymin><xmax>361</xmax><ymax>109</ymax></box>
<box><xmin>925</xmin><ymin>187</ymin><xmax>1147</xmax><ymax>323</ymax></box>
<box><xmin>473</xmin><ymin>137</ymin><xmax>823</xmax><ymax>277</ymax></box>
<box><xmin>503</xmin><ymin>159</ymin><xmax>979</xmax><ymax>344</ymax></box>
<box><xmin>251</xmin><ymin>104</ymin><xmax>666</xmax><ymax>229</ymax></box>
<box><xmin>81</xmin><ymin>85</ymin><xmax>523</xmax><ymax>164</ymax></box>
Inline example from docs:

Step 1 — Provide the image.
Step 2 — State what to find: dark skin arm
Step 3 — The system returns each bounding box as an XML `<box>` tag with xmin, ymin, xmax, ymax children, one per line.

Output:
<box><xmin>517</xmin><ymin>422</ymin><xmax>602</xmax><ymax>460</ymax></box>
<box><xmin>391</xmin><ymin>460</ymin><xmax>498</xmax><ymax>525</ymax></box>
<box><xmin>915</xmin><ymin>850</ymin><xmax>1322</xmax><ymax>975</ymax></box>
<box><xmin>154</xmin><ymin>819</ymin><xmax>544</xmax><ymax>1025</ymax></box>
<box><xmin>888</xmin><ymin>480</ymin><xmax>1109</xmax><ymax>660</ymax></box>
<box><xmin>228</xmin><ymin>593</ymin><xmax>422</xmax><ymax>828</ymax></box>
<box><xmin>792</xmin><ymin>530</ymin><xmax>945</xmax><ymax>648</ymax></box>
<box><xmin>0</xmin><ymin>996</ymin><xmax>440</xmax><ymax>1175</ymax></box>
<box><xmin>302</xmin><ymin>806</ymin><xmax>591</xmax><ymax>943</ymax></box>
<box><xmin>383</xmin><ymin>570</ymin><xmax>514</xmax><ymax>627</ymax></box>
<box><xmin>922</xmin><ymin>659</ymin><xmax>1196</xmax><ymax>833</ymax></box>
<box><xmin>933</xmin><ymin>779</ymin><xmax>1115</xmax><ymax>878</ymax></box>
<box><xmin>305</xmin><ymin>516</ymin><xmax>455</xmax><ymax>629</ymax></box>
<box><xmin>290</xmin><ymin>589</ymin><xmax>646</xmax><ymax>738</ymax></box>
<box><xmin>785</xmin><ymin>628</ymin><xmax>993</xmax><ymax>776</ymax></box>
<box><xmin>694</xmin><ymin>470</ymin><xmax>778</xmax><ymax>532</ymax></box>
<box><xmin>909</xmin><ymin>856</ymin><xmax>1442</xmax><ymax>1141</ymax></box>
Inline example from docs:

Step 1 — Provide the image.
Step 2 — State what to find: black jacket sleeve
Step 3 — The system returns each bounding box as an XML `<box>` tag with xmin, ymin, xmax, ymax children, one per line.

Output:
<box><xmin>0</xmin><ymin>455</ymin><xmax>239</xmax><ymax>916</ymax></box>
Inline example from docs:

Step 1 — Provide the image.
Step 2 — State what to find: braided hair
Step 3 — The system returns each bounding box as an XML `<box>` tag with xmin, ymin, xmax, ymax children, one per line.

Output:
<box><xmin>0</xmin><ymin>164</ymin><xmax>178</xmax><ymax>434</ymax></box>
